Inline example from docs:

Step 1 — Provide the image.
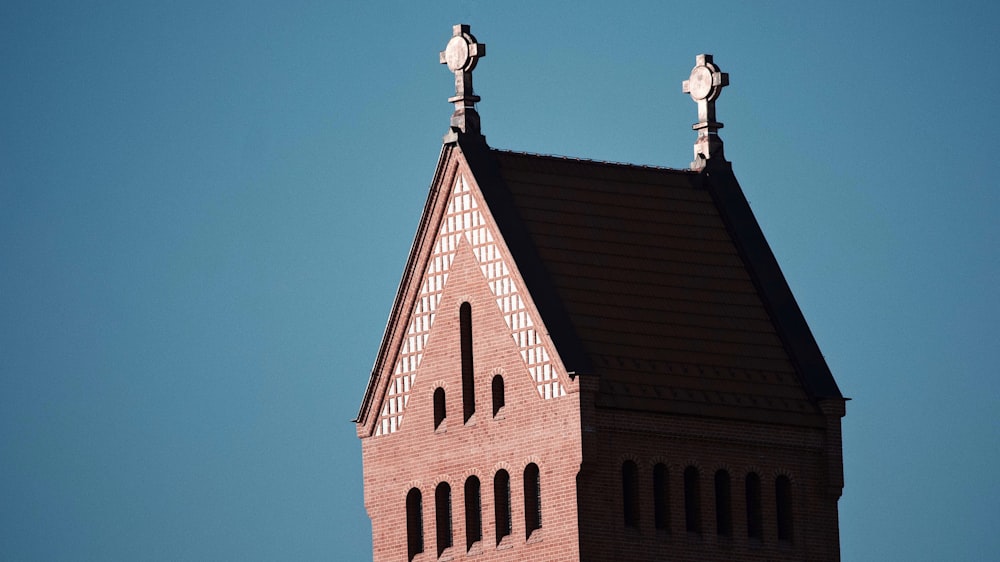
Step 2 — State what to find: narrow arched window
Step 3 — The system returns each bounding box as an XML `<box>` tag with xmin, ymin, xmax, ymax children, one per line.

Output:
<box><xmin>491</xmin><ymin>375</ymin><xmax>505</xmax><ymax>417</ymax></box>
<box><xmin>406</xmin><ymin>488</ymin><xmax>423</xmax><ymax>561</ymax></box>
<box><xmin>435</xmin><ymin>482</ymin><xmax>453</xmax><ymax>556</ymax></box>
<box><xmin>714</xmin><ymin>470</ymin><xmax>732</xmax><ymax>537</ymax></box>
<box><xmin>494</xmin><ymin>470</ymin><xmax>511</xmax><ymax>545</ymax></box>
<box><xmin>464</xmin><ymin>476</ymin><xmax>482</xmax><ymax>550</ymax></box>
<box><xmin>622</xmin><ymin>460</ymin><xmax>639</xmax><ymax>528</ymax></box>
<box><xmin>433</xmin><ymin>387</ymin><xmax>446</xmax><ymax>430</ymax></box>
<box><xmin>460</xmin><ymin>302</ymin><xmax>475</xmax><ymax>423</ymax></box>
<box><xmin>653</xmin><ymin>463</ymin><xmax>670</xmax><ymax>532</ymax></box>
<box><xmin>524</xmin><ymin>463</ymin><xmax>542</xmax><ymax>537</ymax></box>
<box><xmin>776</xmin><ymin>475</ymin><xmax>793</xmax><ymax>542</ymax></box>
<box><xmin>684</xmin><ymin>466</ymin><xmax>701</xmax><ymax>534</ymax></box>
<box><xmin>745</xmin><ymin>472</ymin><xmax>762</xmax><ymax>541</ymax></box>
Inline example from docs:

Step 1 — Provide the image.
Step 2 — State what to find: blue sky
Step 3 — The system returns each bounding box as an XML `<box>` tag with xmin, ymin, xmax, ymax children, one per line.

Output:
<box><xmin>2</xmin><ymin>1</ymin><xmax>998</xmax><ymax>560</ymax></box>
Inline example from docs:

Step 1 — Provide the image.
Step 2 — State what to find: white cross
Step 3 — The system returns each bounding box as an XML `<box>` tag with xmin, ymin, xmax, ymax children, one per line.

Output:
<box><xmin>682</xmin><ymin>54</ymin><xmax>729</xmax><ymax>169</ymax></box>
<box><xmin>440</xmin><ymin>24</ymin><xmax>485</xmax><ymax>137</ymax></box>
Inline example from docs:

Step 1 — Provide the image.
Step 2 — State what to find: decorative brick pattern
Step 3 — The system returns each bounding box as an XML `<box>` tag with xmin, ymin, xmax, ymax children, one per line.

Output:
<box><xmin>376</xmin><ymin>175</ymin><xmax>565</xmax><ymax>436</ymax></box>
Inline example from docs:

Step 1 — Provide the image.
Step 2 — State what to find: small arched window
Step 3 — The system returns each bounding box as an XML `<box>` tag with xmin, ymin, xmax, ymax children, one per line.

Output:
<box><xmin>464</xmin><ymin>476</ymin><xmax>482</xmax><ymax>550</ymax></box>
<box><xmin>622</xmin><ymin>461</ymin><xmax>640</xmax><ymax>528</ymax></box>
<box><xmin>460</xmin><ymin>302</ymin><xmax>475</xmax><ymax>423</ymax></box>
<box><xmin>435</xmin><ymin>482</ymin><xmax>453</xmax><ymax>557</ymax></box>
<box><xmin>491</xmin><ymin>375</ymin><xmax>505</xmax><ymax>418</ymax></box>
<box><xmin>776</xmin><ymin>475</ymin><xmax>793</xmax><ymax>542</ymax></box>
<box><xmin>714</xmin><ymin>470</ymin><xmax>732</xmax><ymax>537</ymax></box>
<box><xmin>406</xmin><ymin>488</ymin><xmax>423</xmax><ymax>561</ymax></box>
<box><xmin>433</xmin><ymin>387</ymin><xmax>446</xmax><ymax>430</ymax></box>
<box><xmin>745</xmin><ymin>472</ymin><xmax>762</xmax><ymax>541</ymax></box>
<box><xmin>494</xmin><ymin>470</ymin><xmax>511</xmax><ymax>545</ymax></box>
<box><xmin>653</xmin><ymin>463</ymin><xmax>670</xmax><ymax>532</ymax></box>
<box><xmin>684</xmin><ymin>466</ymin><xmax>701</xmax><ymax>534</ymax></box>
<box><xmin>524</xmin><ymin>463</ymin><xmax>542</xmax><ymax>537</ymax></box>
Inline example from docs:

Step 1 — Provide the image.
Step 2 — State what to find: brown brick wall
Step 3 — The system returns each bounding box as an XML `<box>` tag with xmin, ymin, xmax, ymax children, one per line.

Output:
<box><xmin>576</xmin><ymin>384</ymin><xmax>843</xmax><ymax>561</ymax></box>
<box><xmin>362</xmin><ymin>233</ymin><xmax>584</xmax><ymax>561</ymax></box>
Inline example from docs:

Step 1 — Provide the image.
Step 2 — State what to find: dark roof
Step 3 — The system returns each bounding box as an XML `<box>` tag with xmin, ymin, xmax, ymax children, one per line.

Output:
<box><xmin>459</xmin><ymin>136</ymin><xmax>842</xmax><ymax>426</ymax></box>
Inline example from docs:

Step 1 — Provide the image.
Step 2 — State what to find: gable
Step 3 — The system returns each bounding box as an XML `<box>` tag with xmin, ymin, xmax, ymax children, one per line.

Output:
<box><xmin>360</xmin><ymin>140</ymin><xmax>842</xmax><ymax>432</ymax></box>
<box><xmin>361</xmin><ymin>153</ymin><xmax>568</xmax><ymax>438</ymax></box>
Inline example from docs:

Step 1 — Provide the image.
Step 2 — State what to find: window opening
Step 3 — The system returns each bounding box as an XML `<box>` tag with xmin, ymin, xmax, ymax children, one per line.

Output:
<box><xmin>653</xmin><ymin>463</ymin><xmax>670</xmax><ymax>532</ymax></box>
<box><xmin>465</xmin><ymin>477</ymin><xmax>482</xmax><ymax>550</ymax></box>
<box><xmin>435</xmin><ymin>482</ymin><xmax>453</xmax><ymax>557</ymax></box>
<box><xmin>684</xmin><ymin>466</ymin><xmax>701</xmax><ymax>534</ymax></box>
<box><xmin>776</xmin><ymin>475</ymin><xmax>793</xmax><ymax>542</ymax></box>
<box><xmin>406</xmin><ymin>488</ymin><xmax>423</xmax><ymax>561</ymax></box>
<box><xmin>491</xmin><ymin>375</ymin><xmax>505</xmax><ymax>418</ymax></box>
<box><xmin>524</xmin><ymin>463</ymin><xmax>542</xmax><ymax>537</ymax></box>
<box><xmin>494</xmin><ymin>470</ymin><xmax>511</xmax><ymax>545</ymax></box>
<box><xmin>433</xmin><ymin>387</ymin><xmax>446</xmax><ymax>430</ymax></box>
<box><xmin>745</xmin><ymin>472</ymin><xmax>762</xmax><ymax>541</ymax></box>
<box><xmin>460</xmin><ymin>302</ymin><xmax>475</xmax><ymax>423</ymax></box>
<box><xmin>715</xmin><ymin>470</ymin><xmax>732</xmax><ymax>537</ymax></box>
<box><xmin>622</xmin><ymin>461</ymin><xmax>640</xmax><ymax>528</ymax></box>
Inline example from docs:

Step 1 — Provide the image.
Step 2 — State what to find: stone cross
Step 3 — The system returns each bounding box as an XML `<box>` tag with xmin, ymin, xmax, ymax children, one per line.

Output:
<box><xmin>440</xmin><ymin>24</ymin><xmax>485</xmax><ymax>140</ymax></box>
<box><xmin>682</xmin><ymin>54</ymin><xmax>729</xmax><ymax>170</ymax></box>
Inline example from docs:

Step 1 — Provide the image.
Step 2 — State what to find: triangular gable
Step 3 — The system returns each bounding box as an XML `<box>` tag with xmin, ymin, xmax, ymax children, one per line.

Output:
<box><xmin>363</xmin><ymin>152</ymin><xmax>568</xmax><ymax>437</ymax></box>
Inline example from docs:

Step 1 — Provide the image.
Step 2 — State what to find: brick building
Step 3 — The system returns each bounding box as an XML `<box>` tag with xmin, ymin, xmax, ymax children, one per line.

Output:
<box><xmin>355</xmin><ymin>25</ymin><xmax>846</xmax><ymax>562</ymax></box>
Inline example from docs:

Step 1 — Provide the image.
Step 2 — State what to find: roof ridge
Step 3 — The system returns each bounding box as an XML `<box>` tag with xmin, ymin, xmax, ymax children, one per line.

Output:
<box><xmin>491</xmin><ymin>148</ymin><xmax>693</xmax><ymax>173</ymax></box>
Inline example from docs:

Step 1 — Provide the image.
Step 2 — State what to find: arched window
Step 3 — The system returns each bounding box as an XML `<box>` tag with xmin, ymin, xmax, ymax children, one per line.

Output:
<box><xmin>433</xmin><ymin>387</ymin><xmax>446</xmax><ymax>430</ymax></box>
<box><xmin>491</xmin><ymin>375</ymin><xmax>505</xmax><ymax>418</ymax></box>
<box><xmin>464</xmin><ymin>477</ymin><xmax>482</xmax><ymax>550</ymax></box>
<box><xmin>524</xmin><ymin>463</ymin><xmax>542</xmax><ymax>537</ymax></box>
<box><xmin>714</xmin><ymin>470</ymin><xmax>732</xmax><ymax>537</ymax></box>
<box><xmin>406</xmin><ymin>488</ymin><xmax>423</xmax><ymax>561</ymax></box>
<box><xmin>745</xmin><ymin>472</ymin><xmax>762</xmax><ymax>541</ymax></box>
<box><xmin>653</xmin><ymin>463</ymin><xmax>670</xmax><ymax>532</ymax></box>
<box><xmin>435</xmin><ymin>482</ymin><xmax>453</xmax><ymax>556</ymax></box>
<box><xmin>622</xmin><ymin>461</ymin><xmax>639</xmax><ymax>528</ymax></box>
<box><xmin>684</xmin><ymin>466</ymin><xmax>701</xmax><ymax>534</ymax></box>
<box><xmin>460</xmin><ymin>302</ymin><xmax>475</xmax><ymax>423</ymax></box>
<box><xmin>776</xmin><ymin>475</ymin><xmax>793</xmax><ymax>542</ymax></box>
<box><xmin>494</xmin><ymin>470</ymin><xmax>511</xmax><ymax>545</ymax></box>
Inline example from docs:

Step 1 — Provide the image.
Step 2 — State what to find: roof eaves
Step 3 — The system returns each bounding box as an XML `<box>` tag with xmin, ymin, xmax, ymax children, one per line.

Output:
<box><xmin>700</xmin><ymin>160</ymin><xmax>843</xmax><ymax>399</ymax></box>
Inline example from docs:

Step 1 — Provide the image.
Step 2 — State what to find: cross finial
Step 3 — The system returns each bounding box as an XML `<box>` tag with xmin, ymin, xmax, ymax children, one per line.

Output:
<box><xmin>440</xmin><ymin>24</ymin><xmax>486</xmax><ymax>142</ymax></box>
<box><xmin>682</xmin><ymin>54</ymin><xmax>729</xmax><ymax>170</ymax></box>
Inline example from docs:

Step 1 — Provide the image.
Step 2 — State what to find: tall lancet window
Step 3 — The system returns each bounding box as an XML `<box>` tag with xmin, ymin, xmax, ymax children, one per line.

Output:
<box><xmin>406</xmin><ymin>488</ymin><xmax>423</xmax><ymax>561</ymax></box>
<box><xmin>524</xmin><ymin>463</ymin><xmax>542</xmax><ymax>537</ymax></box>
<box><xmin>433</xmin><ymin>387</ymin><xmax>446</xmax><ymax>430</ymax></box>
<box><xmin>745</xmin><ymin>472</ymin><xmax>762</xmax><ymax>541</ymax></box>
<box><xmin>622</xmin><ymin>461</ymin><xmax>639</xmax><ymax>528</ymax></box>
<box><xmin>460</xmin><ymin>302</ymin><xmax>475</xmax><ymax>423</ymax></box>
<box><xmin>435</xmin><ymin>482</ymin><xmax>453</xmax><ymax>556</ymax></box>
<box><xmin>776</xmin><ymin>476</ymin><xmax>793</xmax><ymax>542</ymax></box>
<box><xmin>491</xmin><ymin>375</ymin><xmax>505</xmax><ymax>418</ymax></box>
<box><xmin>464</xmin><ymin>476</ymin><xmax>482</xmax><ymax>550</ymax></box>
<box><xmin>494</xmin><ymin>470</ymin><xmax>511</xmax><ymax>545</ymax></box>
<box><xmin>684</xmin><ymin>466</ymin><xmax>702</xmax><ymax>534</ymax></box>
<box><xmin>715</xmin><ymin>470</ymin><xmax>732</xmax><ymax>537</ymax></box>
<box><xmin>653</xmin><ymin>463</ymin><xmax>670</xmax><ymax>532</ymax></box>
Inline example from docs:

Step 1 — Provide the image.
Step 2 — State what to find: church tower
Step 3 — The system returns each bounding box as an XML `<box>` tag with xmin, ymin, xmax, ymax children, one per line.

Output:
<box><xmin>355</xmin><ymin>25</ymin><xmax>846</xmax><ymax>562</ymax></box>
